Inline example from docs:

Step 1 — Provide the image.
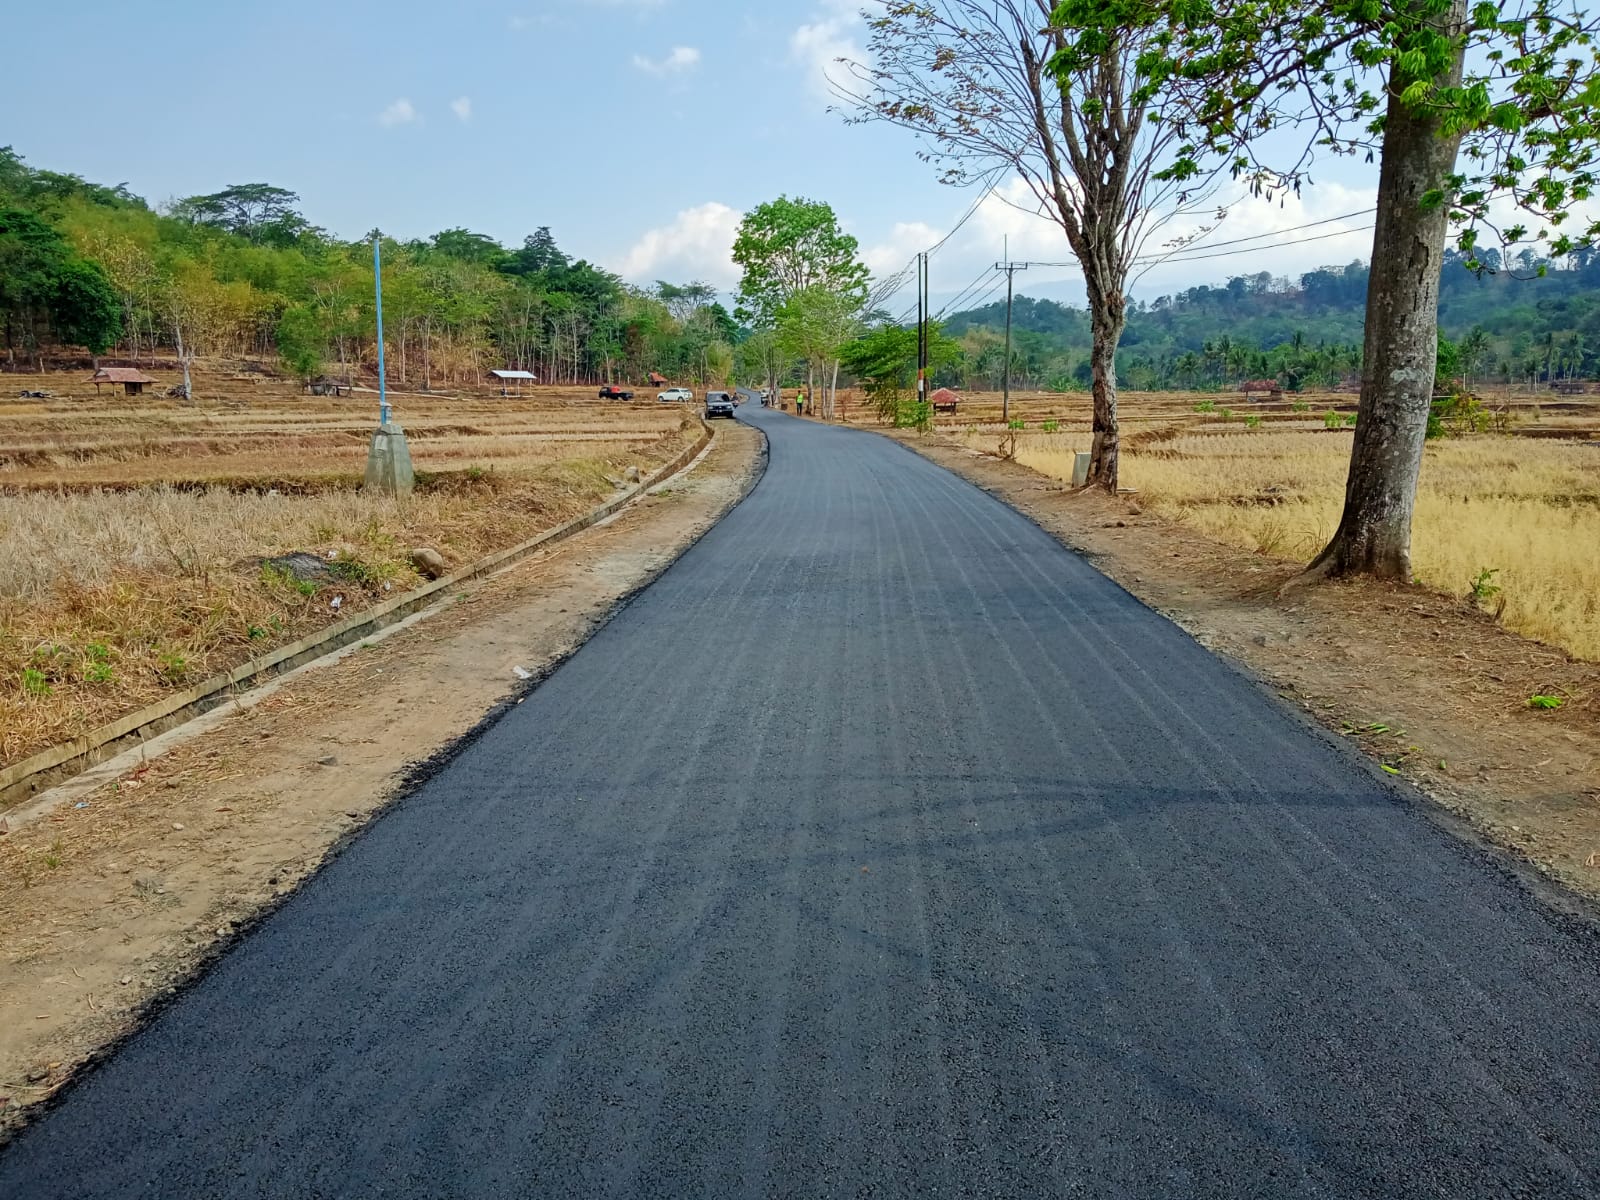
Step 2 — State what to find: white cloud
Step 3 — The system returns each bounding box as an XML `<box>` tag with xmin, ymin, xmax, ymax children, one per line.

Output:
<box><xmin>791</xmin><ymin>0</ymin><xmax>864</xmax><ymax>100</ymax></box>
<box><xmin>378</xmin><ymin>98</ymin><xmax>417</xmax><ymax>128</ymax></box>
<box><xmin>617</xmin><ymin>202</ymin><xmax>744</xmax><ymax>288</ymax></box>
<box><xmin>450</xmin><ymin>96</ymin><xmax>472</xmax><ymax>122</ymax></box>
<box><xmin>631</xmin><ymin>45</ymin><xmax>700</xmax><ymax>75</ymax></box>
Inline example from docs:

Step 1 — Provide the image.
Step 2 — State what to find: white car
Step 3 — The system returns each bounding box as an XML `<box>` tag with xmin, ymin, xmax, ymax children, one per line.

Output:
<box><xmin>657</xmin><ymin>387</ymin><xmax>693</xmax><ymax>403</ymax></box>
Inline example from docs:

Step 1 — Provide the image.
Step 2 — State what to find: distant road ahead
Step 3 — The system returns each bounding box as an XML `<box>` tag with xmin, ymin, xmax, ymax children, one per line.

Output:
<box><xmin>4</xmin><ymin>404</ymin><xmax>1600</xmax><ymax>1198</ymax></box>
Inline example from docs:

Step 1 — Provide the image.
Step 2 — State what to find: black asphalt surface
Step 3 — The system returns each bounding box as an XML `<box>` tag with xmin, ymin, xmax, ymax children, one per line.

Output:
<box><xmin>5</xmin><ymin>405</ymin><xmax>1600</xmax><ymax>1198</ymax></box>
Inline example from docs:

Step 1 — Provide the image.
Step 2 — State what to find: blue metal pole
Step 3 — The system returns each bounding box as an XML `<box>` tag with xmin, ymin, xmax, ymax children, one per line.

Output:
<box><xmin>373</xmin><ymin>236</ymin><xmax>389</xmax><ymax>425</ymax></box>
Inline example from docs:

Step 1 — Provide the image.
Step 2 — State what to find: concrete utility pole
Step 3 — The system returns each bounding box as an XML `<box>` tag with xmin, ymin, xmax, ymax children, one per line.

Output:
<box><xmin>995</xmin><ymin>257</ymin><xmax>1028</xmax><ymax>424</ymax></box>
<box><xmin>916</xmin><ymin>252</ymin><xmax>928</xmax><ymax>410</ymax></box>
<box><xmin>364</xmin><ymin>234</ymin><xmax>414</xmax><ymax>497</ymax></box>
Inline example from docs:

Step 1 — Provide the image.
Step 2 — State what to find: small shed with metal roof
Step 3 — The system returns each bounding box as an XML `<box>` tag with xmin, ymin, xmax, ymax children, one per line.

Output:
<box><xmin>489</xmin><ymin>369</ymin><xmax>537</xmax><ymax>396</ymax></box>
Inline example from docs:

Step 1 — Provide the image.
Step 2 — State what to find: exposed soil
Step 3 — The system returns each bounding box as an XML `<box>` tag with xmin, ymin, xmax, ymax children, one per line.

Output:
<box><xmin>892</xmin><ymin>431</ymin><xmax>1600</xmax><ymax>903</ymax></box>
<box><xmin>0</xmin><ymin>423</ymin><xmax>764</xmax><ymax>1137</ymax></box>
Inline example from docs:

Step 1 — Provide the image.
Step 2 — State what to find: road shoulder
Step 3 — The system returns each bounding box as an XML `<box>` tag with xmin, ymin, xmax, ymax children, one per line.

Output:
<box><xmin>0</xmin><ymin>423</ymin><xmax>765</xmax><ymax>1136</ymax></box>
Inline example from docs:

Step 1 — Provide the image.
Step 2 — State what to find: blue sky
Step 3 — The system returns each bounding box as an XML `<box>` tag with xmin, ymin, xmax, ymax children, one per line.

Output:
<box><xmin>2</xmin><ymin>0</ymin><xmax>1386</xmax><ymax>311</ymax></box>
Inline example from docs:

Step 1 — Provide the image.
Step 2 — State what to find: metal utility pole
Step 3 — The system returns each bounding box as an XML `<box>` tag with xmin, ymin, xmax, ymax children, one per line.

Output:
<box><xmin>994</xmin><ymin>257</ymin><xmax>1028</xmax><ymax>424</ymax></box>
<box><xmin>374</xmin><ymin>236</ymin><xmax>389</xmax><ymax>426</ymax></box>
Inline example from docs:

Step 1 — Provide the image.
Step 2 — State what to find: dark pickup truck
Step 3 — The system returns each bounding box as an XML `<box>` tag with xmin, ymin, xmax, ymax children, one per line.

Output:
<box><xmin>704</xmin><ymin>391</ymin><xmax>736</xmax><ymax>419</ymax></box>
<box><xmin>598</xmin><ymin>384</ymin><xmax>635</xmax><ymax>400</ymax></box>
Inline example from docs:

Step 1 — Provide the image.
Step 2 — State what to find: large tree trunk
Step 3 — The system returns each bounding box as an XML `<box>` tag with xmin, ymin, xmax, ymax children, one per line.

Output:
<box><xmin>1085</xmin><ymin>295</ymin><xmax>1124</xmax><ymax>492</ymax></box>
<box><xmin>1302</xmin><ymin>4</ymin><xmax>1466</xmax><ymax>583</ymax></box>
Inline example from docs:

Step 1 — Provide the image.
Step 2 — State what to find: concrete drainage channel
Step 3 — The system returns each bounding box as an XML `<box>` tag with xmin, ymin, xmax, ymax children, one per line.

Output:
<box><xmin>0</xmin><ymin>421</ymin><xmax>717</xmax><ymax>822</ymax></box>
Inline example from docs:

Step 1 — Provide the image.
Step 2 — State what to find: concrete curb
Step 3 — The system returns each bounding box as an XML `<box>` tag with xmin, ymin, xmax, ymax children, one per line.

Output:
<box><xmin>0</xmin><ymin>421</ymin><xmax>714</xmax><ymax>812</ymax></box>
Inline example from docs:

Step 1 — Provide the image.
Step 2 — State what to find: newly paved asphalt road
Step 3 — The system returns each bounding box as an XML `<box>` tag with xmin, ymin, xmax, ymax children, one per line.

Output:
<box><xmin>6</xmin><ymin>405</ymin><xmax>1600</xmax><ymax>1197</ymax></box>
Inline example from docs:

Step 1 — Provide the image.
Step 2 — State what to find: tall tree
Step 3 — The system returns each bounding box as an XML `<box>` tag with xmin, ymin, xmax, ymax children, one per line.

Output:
<box><xmin>170</xmin><ymin>183</ymin><xmax>312</xmax><ymax>247</ymax></box>
<box><xmin>844</xmin><ymin>0</ymin><xmax>1217</xmax><ymax>489</ymax></box>
<box><xmin>733</xmin><ymin>197</ymin><xmax>868</xmax><ymax>406</ymax></box>
<box><xmin>656</xmin><ymin>280</ymin><xmax>717</xmax><ymax>325</ymax></box>
<box><xmin>1066</xmin><ymin>0</ymin><xmax>1600</xmax><ymax>577</ymax></box>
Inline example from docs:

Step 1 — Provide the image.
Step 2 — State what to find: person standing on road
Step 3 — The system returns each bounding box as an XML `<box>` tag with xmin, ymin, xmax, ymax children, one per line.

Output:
<box><xmin>795</xmin><ymin>389</ymin><xmax>805</xmax><ymax>417</ymax></box>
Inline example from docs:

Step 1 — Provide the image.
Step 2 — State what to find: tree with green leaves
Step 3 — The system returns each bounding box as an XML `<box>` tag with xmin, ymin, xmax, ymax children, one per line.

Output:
<box><xmin>276</xmin><ymin>303</ymin><xmax>324</xmax><ymax>383</ymax></box>
<box><xmin>842</xmin><ymin>0</ymin><xmax>1220</xmax><ymax>490</ymax></box>
<box><xmin>776</xmin><ymin>286</ymin><xmax>864</xmax><ymax>419</ymax></box>
<box><xmin>1056</xmin><ymin>0</ymin><xmax>1600</xmax><ymax>577</ymax></box>
<box><xmin>732</xmin><ymin>198</ymin><xmax>869</xmax><ymax>327</ymax></box>
<box><xmin>0</xmin><ymin>207</ymin><xmax>120</xmax><ymax>365</ymax></box>
<box><xmin>170</xmin><ymin>183</ymin><xmax>314</xmax><ymax>247</ymax></box>
<box><xmin>733</xmin><ymin>197</ymin><xmax>868</xmax><ymax>411</ymax></box>
<box><xmin>840</xmin><ymin>321</ymin><xmax>962</xmax><ymax>425</ymax></box>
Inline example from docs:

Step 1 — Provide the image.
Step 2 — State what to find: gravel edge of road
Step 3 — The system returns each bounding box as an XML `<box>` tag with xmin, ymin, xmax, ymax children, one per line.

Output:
<box><xmin>0</xmin><ymin>424</ymin><xmax>772</xmax><ymax>1148</ymax></box>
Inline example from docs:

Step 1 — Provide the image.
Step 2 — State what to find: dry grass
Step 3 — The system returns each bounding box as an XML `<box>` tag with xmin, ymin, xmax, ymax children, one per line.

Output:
<box><xmin>0</xmin><ymin>367</ymin><xmax>697</xmax><ymax>771</ymax></box>
<box><xmin>966</xmin><ymin>421</ymin><xmax>1600</xmax><ymax>661</ymax></box>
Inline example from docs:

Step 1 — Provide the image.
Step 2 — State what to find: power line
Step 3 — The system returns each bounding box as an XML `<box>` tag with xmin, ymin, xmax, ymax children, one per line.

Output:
<box><xmin>1137</xmin><ymin>223</ymin><xmax>1374</xmax><ymax>266</ymax></box>
<box><xmin>1135</xmin><ymin>209</ymin><xmax>1377</xmax><ymax>265</ymax></box>
<box><xmin>933</xmin><ymin>262</ymin><xmax>998</xmax><ymax>319</ymax></box>
<box><xmin>914</xmin><ymin>209</ymin><xmax>1380</xmax><ymax>288</ymax></box>
<box><xmin>947</xmin><ymin>272</ymin><xmax>1008</xmax><ymax>317</ymax></box>
<box><xmin>1161</xmin><ymin>207</ymin><xmax>1376</xmax><ymax>256</ymax></box>
<box><xmin>925</xmin><ymin>171</ymin><xmax>1004</xmax><ymax>259</ymax></box>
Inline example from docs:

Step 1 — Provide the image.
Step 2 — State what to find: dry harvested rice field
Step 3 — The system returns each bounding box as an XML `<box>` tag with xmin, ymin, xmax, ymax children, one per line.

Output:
<box><xmin>0</xmin><ymin>367</ymin><xmax>697</xmax><ymax>772</ymax></box>
<box><xmin>903</xmin><ymin>387</ymin><xmax>1600</xmax><ymax>661</ymax></box>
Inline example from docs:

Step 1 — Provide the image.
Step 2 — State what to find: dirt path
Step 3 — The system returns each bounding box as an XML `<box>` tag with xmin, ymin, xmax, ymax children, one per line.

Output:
<box><xmin>891</xmin><ymin>430</ymin><xmax>1600</xmax><ymax>906</ymax></box>
<box><xmin>0</xmin><ymin>423</ymin><xmax>764</xmax><ymax>1133</ymax></box>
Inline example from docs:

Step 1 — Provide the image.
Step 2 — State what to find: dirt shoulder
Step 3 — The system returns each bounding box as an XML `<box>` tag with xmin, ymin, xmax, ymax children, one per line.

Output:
<box><xmin>891</xmin><ymin>430</ymin><xmax>1600</xmax><ymax>903</ymax></box>
<box><xmin>0</xmin><ymin>422</ymin><xmax>764</xmax><ymax>1137</ymax></box>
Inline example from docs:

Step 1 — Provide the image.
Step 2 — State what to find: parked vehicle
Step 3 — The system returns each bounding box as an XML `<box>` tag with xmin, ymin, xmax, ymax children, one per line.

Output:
<box><xmin>598</xmin><ymin>385</ymin><xmax>634</xmax><ymax>400</ymax></box>
<box><xmin>658</xmin><ymin>387</ymin><xmax>693</xmax><ymax>403</ymax></box>
<box><xmin>704</xmin><ymin>392</ymin><xmax>736</xmax><ymax>419</ymax></box>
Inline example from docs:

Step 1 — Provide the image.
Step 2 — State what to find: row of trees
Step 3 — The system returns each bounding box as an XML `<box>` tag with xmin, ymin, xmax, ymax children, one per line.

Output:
<box><xmin>0</xmin><ymin>147</ymin><xmax>746</xmax><ymax>390</ymax></box>
<box><xmin>841</xmin><ymin>0</ymin><xmax>1600</xmax><ymax>582</ymax></box>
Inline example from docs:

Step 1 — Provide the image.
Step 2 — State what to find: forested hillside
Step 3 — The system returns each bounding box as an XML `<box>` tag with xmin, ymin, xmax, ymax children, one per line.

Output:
<box><xmin>7</xmin><ymin>144</ymin><xmax>1597</xmax><ymax>395</ymax></box>
<box><xmin>0</xmin><ymin>147</ymin><xmax>742</xmax><ymax>387</ymax></box>
<box><xmin>944</xmin><ymin>254</ymin><xmax>1600</xmax><ymax>391</ymax></box>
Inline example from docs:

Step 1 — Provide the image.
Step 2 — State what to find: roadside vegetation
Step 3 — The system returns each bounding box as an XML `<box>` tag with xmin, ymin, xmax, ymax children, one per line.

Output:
<box><xmin>946</xmin><ymin>398</ymin><xmax>1600</xmax><ymax>660</ymax></box>
<box><xmin>0</xmin><ymin>372</ymin><xmax>694</xmax><ymax>769</ymax></box>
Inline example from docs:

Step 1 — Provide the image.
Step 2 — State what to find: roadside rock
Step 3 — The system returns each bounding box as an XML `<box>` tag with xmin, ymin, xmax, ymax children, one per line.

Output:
<box><xmin>624</xmin><ymin>466</ymin><xmax>641</xmax><ymax>483</ymax></box>
<box><xmin>411</xmin><ymin>548</ymin><xmax>448</xmax><ymax>579</ymax></box>
<box><xmin>259</xmin><ymin>552</ymin><xmax>333</xmax><ymax>584</ymax></box>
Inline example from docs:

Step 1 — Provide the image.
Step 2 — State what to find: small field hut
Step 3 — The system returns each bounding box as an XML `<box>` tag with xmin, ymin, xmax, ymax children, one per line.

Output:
<box><xmin>1240</xmin><ymin>379</ymin><xmax>1282</xmax><ymax>400</ymax></box>
<box><xmin>490</xmin><ymin>369</ymin><xmax>537</xmax><ymax>396</ymax></box>
<box><xmin>87</xmin><ymin>367</ymin><xmax>156</xmax><ymax>396</ymax></box>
